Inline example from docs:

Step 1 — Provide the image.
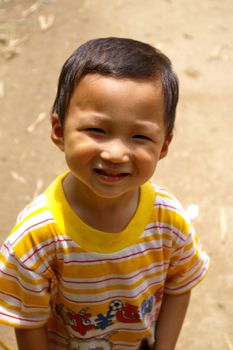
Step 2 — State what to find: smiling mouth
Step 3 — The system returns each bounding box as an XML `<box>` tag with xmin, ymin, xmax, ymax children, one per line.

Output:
<box><xmin>94</xmin><ymin>168</ymin><xmax>130</xmax><ymax>178</ymax></box>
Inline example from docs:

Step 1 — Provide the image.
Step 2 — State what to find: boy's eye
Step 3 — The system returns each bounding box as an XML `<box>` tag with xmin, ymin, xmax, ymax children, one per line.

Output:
<box><xmin>85</xmin><ymin>128</ymin><xmax>105</xmax><ymax>135</ymax></box>
<box><xmin>133</xmin><ymin>134</ymin><xmax>152</xmax><ymax>141</ymax></box>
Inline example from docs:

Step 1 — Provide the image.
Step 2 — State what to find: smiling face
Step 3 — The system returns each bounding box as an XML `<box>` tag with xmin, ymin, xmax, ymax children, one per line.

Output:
<box><xmin>51</xmin><ymin>74</ymin><xmax>172</xmax><ymax>202</ymax></box>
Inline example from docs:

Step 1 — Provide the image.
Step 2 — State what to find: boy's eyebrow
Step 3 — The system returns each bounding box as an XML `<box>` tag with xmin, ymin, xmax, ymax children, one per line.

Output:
<box><xmin>79</xmin><ymin>113</ymin><xmax>161</xmax><ymax>126</ymax></box>
<box><xmin>76</xmin><ymin>113</ymin><xmax>111</xmax><ymax>123</ymax></box>
<box><xmin>133</xmin><ymin>120</ymin><xmax>163</xmax><ymax>132</ymax></box>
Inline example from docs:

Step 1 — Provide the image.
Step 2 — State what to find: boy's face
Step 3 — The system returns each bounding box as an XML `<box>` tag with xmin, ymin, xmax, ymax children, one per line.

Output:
<box><xmin>51</xmin><ymin>74</ymin><xmax>172</xmax><ymax>200</ymax></box>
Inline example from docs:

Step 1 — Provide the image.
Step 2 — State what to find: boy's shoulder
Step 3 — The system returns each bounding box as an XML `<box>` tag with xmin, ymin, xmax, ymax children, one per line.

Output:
<box><xmin>150</xmin><ymin>181</ymin><xmax>186</xmax><ymax>215</ymax></box>
<box><xmin>15</xmin><ymin>173</ymin><xmax>65</xmax><ymax>226</ymax></box>
<box><xmin>148</xmin><ymin>181</ymin><xmax>191</xmax><ymax>234</ymax></box>
<box><xmin>16</xmin><ymin>192</ymin><xmax>51</xmax><ymax>223</ymax></box>
<box><xmin>7</xmin><ymin>183</ymin><xmax>58</xmax><ymax>251</ymax></box>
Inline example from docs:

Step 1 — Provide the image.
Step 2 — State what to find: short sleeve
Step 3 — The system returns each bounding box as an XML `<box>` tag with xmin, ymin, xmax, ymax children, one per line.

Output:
<box><xmin>0</xmin><ymin>240</ymin><xmax>52</xmax><ymax>328</ymax></box>
<box><xmin>164</xmin><ymin>223</ymin><xmax>209</xmax><ymax>295</ymax></box>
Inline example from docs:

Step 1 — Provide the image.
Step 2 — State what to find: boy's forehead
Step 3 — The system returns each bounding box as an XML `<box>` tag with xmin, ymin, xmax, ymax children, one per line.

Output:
<box><xmin>69</xmin><ymin>75</ymin><xmax>164</xmax><ymax>118</ymax></box>
<box><xmin>67</xmin><ymin>74</ymin><xmax>166</xmax><ymax>129</ymax></box>
<box><xmin>72</xmin><ymin>73</ymin><xmax>164</xmax><ymax>103</ymax></box>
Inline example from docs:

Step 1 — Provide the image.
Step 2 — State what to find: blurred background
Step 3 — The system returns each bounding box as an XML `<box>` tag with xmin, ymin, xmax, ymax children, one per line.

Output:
<box><xmin>0</xmin><ymin>0</ymin><xmax>232</xmax><ymax>349</ymax></box>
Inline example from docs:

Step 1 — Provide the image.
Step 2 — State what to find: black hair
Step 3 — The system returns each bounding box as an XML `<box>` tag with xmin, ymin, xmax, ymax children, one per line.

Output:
<box><xmin>52</xmin><ymin>37</ymin><xmax>179</xmax><ymax>134</ymax></box>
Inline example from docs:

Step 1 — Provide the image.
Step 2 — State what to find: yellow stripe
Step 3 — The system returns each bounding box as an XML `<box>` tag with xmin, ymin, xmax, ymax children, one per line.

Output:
<box><xmin>0</xmin><ymin>298</ymin><xmax>49</xmax><ymax>316</ymax></box>
<box><xmin>0</xmin><ymin>278</ymin><xmax>50</xmax><ymax>307</ymax></box>
<box><xmin>8</xmin><ymin>203</ymin><xmax>48</xmax><ymax>237</ymax></box>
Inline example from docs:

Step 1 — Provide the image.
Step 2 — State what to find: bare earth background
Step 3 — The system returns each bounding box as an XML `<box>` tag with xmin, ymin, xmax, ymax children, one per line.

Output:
<box><xmin>0</xmin><ymin>1</ymin><xmax>233</xmax><ymax>349</ymax></box>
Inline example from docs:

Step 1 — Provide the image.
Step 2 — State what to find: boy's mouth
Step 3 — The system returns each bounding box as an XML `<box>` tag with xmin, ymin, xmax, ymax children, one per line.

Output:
<box><xmin>94</xmin><ymin>168</ymin><xmax>130</xmax><ymax>178</ymax></box>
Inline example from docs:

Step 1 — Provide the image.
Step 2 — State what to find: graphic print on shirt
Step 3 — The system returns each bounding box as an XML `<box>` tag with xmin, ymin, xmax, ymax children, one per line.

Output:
<box><xmin>57</xmin><ymin>296</ymin><xmax>155</xmax><ymax>335</ymax></box>
<box><xmin>56</xmin><ymin>291</ymin><xmax>163</xmax><ymax>349</ymax></box>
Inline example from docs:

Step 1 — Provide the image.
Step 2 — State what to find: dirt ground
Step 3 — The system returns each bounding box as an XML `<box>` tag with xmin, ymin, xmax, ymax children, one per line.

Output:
<box><xmin>0</xmin><ymin>0</ymin><xmax>232</xmax><ymax>349</ymax></box>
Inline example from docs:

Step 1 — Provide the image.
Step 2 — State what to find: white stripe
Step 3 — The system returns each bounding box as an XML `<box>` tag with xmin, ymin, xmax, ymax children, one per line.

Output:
<box><xmin>21</xmin><ymin>236</ymin><xmax>57</xmax><ymax>266</ymax></box>
<box><xmin>0</xmin><ymin>291</ymin><xmax>50</xmax><ymax>314</ymax></box>
<box><xmin>171</xmin><ymin>251</ymin><xmax>209</xmax><ymax>278</ymax></box>
<box><xmin>151</xmin><ymin>183</ymin><xmax>181</xmax><ymax>203</ymax></box>
<box><xmin>57</xmin><ymin>261</ymin><xmax>168</xmax><ymax>290</ymax></box>
<box><xmin>0</xmin><ymin>305</ymin><xmax>47</xmax><ymax>325</ymax></box>
<box><xmin>165</xmin><ymin>257</ymin><xmax>209</xmax><ymax>293</ymax></box>
<box><xmin>16</xmin><ymin>194</ymin><xmax>47</xmax><ymax>222</ymax></box>
<box><xmin>170</xmin><ymin>241</ymin><xmax>196</xmax><ymax>261</ymax></box>
<box><xmin>1</xmin><ymin>242</ymin><xmax>49</xmax><ymax>286</ymax></box>
<box><xmin>142</xmin><ymin>222</ymin><xmax>188</xmax><ymax>246</ymax></box>
<box><xmin>9</xmin><ymin>210</ymin><xmax>55</xmax><ymax>247</ymax></box>
<box><xmin>23</xmin><ymin>235</ymin><xmax>76</xmax><ymax>273</ymax></box>
<box><xmin>0</xmin><ymin>262</ymin><xmax>49</xmax><ymax>295</ymax></box>
<box><xmin>60</xmin><ymin>273</ymin><xmax>166</xmax><ymax>303</ymax></box>
<box><xmin>0</xmin><ymin>243</ymin><xmax>11</xmax><ymax>260</ymax></box>
<box><xmin>58</xmin><ymin>239</ymin><xmax>165</xmax><ymax>265</ymax></box>
<box><xmin>154</xmin><ymin>192</ymin><xmax>187</xmax><ymax>217</ymax></box>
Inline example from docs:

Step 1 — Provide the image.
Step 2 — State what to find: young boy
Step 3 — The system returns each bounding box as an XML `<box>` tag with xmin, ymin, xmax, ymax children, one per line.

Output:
<box><xmin>0</xmin><ymin>37</ymin><xmax>209</xmax><ymax>350</ymax></box>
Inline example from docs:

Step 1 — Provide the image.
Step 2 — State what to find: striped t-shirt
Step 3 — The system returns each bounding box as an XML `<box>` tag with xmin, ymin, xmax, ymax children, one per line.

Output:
<box><xmin>0</xmin><ymin>173</ymin><xmax>209</xmax><ymax>349</ymax></box>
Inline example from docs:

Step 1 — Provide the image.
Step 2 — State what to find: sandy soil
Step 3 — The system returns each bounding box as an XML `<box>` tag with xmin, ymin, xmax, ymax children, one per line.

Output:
<box><xmin>0</xmin><ymin>0</ymin><xmax>233</xmax><ymax>349</ymax></box>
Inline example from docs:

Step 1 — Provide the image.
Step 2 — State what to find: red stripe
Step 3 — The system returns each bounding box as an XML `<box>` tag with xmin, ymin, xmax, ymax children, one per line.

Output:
<box><xmin>0</xmin><ymin>311</ymin><xmax>43</xmax><ymax>323</ymax></box>
<box><xmin>12</xmin><ymin>217</ymin><xmax>55</xmax><ymax>245</ymax></box>
<box><xmin>61</xmin><ymin>278</ymin><xmax>164</xmax><ymax>304</ymax></box>
<box><xmin>179</xmin><ymin>253</ymin><xmax>193</xmax><ymax>262</ymax></box>
<box><xmin>58</xmin><ymin>261</ymin><xmax>168</xmax><ymax>285</ymax></box>
<box><xmin>155</xmin><ymin>203</ymin><xmax>178</xmax><ymax>211</ymax></box>
<box><xmin>61</xmin><ymin>245</ymin><xmax>167</xmax><ymax>265</ymax></box>
<box><xmin>3</xmin><ymin>243</ymin><xmax>50</xmax><ymax>275</ymax></box>
<box><xmin>22</xmin><ymin>237</ymin><xmax>72</xmax><ymax>264</ymax></box>
<box><xmin>3</xmin><ymin>243</ymin><xmax>34</xmax><ymax>272</ymax></box>
<box><xmin>165</xmin><ymin>265</ymin><xmax>208</xmax><ymax>292</ymax></box>
<box><xmin>177</xmin><ymin>259</ymin><xmax>200</xmax><ymax>277</ymax></box>
<box><xmin>0</xmin><ymin>291</ymin><xmax>48</xmax><ymax>309</ymax></box>
<box><xmin>0</xmin><ymin>268</ymin><xmax>48</xmax><ymax>294</ymax></box>
<box><xmin>169</xmin><ymin>247</ymin><xmax>197</xmax><ymax>267</ymax></box>
<box><xmin>146</xmin><ymin>224</ymin><xmax>186</xmax><ymax>242</ymax></box>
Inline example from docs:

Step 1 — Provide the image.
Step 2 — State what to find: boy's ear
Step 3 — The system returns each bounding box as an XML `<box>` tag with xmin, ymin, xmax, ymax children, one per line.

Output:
<box><xmin>51</xmin><ymin>114</ymin><xmax>65</xmax><ymax>152</ymax></box>
<box><xmin>159</xmin><ymin>133</ymin><xmax>173</xmax><ymax>160</ymax></box>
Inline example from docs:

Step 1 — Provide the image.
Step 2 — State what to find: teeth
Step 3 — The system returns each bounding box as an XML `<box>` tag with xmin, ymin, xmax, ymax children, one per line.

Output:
<box><xmin>95</xmin><ymin>169</ymin><xmax>127</xmax><ymax>176</ymax></box>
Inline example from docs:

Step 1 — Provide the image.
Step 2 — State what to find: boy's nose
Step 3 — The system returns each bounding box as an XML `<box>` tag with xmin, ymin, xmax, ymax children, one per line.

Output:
<box><xmin>100</xmin><ymin>139</ymin><xmax>130</xmax><ymax>163</ymax></box>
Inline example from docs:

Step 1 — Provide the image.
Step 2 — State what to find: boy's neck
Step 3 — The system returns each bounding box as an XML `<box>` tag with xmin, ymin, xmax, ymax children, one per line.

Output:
<box><xmin>62</xmin><ymin>173</ymin><xmax>140</xmax><ymax>233</ymax></box>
